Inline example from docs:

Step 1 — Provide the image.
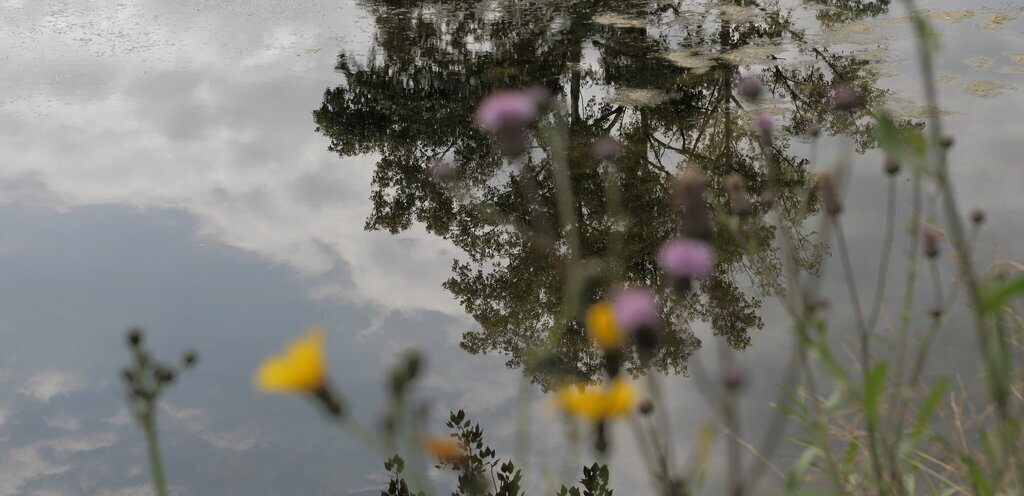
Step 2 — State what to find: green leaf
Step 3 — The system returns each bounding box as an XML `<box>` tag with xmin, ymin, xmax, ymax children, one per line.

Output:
<box><xmin>979</xmin><ymin>275</ymin><xmax>1024</xmax><ymax>314</ymax></box>
<box><xmin>963</xmin><ymin>456</ymin><xmax>993</xmax><ymax>496</ymax></box>
<box><xmin>862</xmin><ymin>362</ymin><xmax>889</xmax><ymax>425</ymax></box>
<box><xmin>910</xmin><ymin>379</ymin><xmax>949</xmax><ymax>447</ymax></box>
<box><xmin>786</xmin><ymin>446</ymin><xmax>822</xmax><ymax>491</ymax></box>
<box><xmin>874</xmin><ymin>110</ymin><xmax>903</xmax><ymax>160</ymax></box>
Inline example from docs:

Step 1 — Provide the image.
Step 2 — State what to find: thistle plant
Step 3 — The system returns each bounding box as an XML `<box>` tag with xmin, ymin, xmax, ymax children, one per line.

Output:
<box><xmin>120</xmin><ymin>328</ymin><xmax>197</xmax><ymax>496</ymax></box>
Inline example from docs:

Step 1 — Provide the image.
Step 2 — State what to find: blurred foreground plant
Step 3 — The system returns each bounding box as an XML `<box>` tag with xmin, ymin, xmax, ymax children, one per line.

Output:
<box><xmin>120</xmin><ymin>328</ymin><xmax>197</xmax><ymax>496</ymax></box>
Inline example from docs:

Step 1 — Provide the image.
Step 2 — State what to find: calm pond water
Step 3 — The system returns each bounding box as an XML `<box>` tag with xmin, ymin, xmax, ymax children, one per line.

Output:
<box><xmin>1</xmin><ymin>0</ymin><xmax>1023</xmax><ymax>494</ymax></box>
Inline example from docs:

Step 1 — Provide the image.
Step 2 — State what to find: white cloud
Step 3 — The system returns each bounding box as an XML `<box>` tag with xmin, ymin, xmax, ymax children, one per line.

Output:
<box><xmin>44</xmin><ymin>414</ymin><xmax>81</xmax><ymax>432</ymax></box>
<box><xmin>160</xmin><ymin>403</ymin><xmax>261</xmax><ymax>452</ymax></box>
<box><xmin>0</xmin><ymin>443</ymin><xmax>70</xmax><ymax>496</ymax></box>
<box><xmin>0</xmin><ymin>0</ymin><xmax>459</xmax><ymax>316</ymax></box>
<box><xmin>17</xmin><ymin>371</ymin><xmax>84</xmax><ymax>402</ymax></box>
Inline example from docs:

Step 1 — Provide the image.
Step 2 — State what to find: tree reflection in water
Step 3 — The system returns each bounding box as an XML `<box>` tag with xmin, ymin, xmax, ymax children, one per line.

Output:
<box><xmin>314</xmin><ymin>0</ymin><xmax>897</xmax><ymax>387</ymax></box>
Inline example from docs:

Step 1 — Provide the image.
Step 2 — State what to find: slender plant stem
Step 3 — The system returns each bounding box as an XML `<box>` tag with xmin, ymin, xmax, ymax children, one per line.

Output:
<box><xmin>866</xmin><ymin>177</ymin><xmax>898</xmax><ymax>333</ymax></box>
<box><xmin>141</xmin><ymin>412</ymin><xmax>168</xmax><ymax>496</ymax></box>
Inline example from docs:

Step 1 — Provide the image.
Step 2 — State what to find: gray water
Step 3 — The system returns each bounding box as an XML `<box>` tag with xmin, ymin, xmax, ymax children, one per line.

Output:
<box><xmin>0</xmin><ymin>0</ymin><xmax>1022</xmax><ymax>494</ymax></box>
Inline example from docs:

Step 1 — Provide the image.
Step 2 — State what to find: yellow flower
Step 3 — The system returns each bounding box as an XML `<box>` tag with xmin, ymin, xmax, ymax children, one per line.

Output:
<box><xmin>421</xmin><ymin>435</ymin><xmax>467</xmax><ymax>463</ymax></box>
<box><xmin>585</xmin><ymin>301</ymin><xmax>624</xmax><ymax>350</ymax></box>
<box><xmin>255</xmin><ymin>327</ymin><xmax>326</xmax><ymax>393</ymax></box>
<box><xmin>557</xmin><ymin>378</ymin><xmax>635</xmax><ymax>421</ymax></box>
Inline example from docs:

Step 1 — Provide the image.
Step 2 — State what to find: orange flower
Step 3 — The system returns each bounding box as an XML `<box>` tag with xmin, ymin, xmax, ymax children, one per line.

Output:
<box><xmin>421</xmin><ymin>435</ymin><xmax>467</xmax><ymax>463</ymax></box>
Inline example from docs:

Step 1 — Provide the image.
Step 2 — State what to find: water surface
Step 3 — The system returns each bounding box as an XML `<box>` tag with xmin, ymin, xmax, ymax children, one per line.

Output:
<box><xmin>1</xmin><ymin>0</ymin><xmax>1023</xmax><ymax>494</ymax></box>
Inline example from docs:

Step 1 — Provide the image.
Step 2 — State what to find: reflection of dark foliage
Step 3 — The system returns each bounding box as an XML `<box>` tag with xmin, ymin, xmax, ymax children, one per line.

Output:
<box><xmin>314</xmin><ymin>0</ymin><xmax>892</xmax><ymax>386</ymax></box>
<box><xmin>382</xmin><ymin>410</ymin><xmax>607</xmax><ymax>496</ymax></box>
<box><xmin>807</xmin><ymin>0</ymin><xmax>891</xmax><ymax>27</ymax></box>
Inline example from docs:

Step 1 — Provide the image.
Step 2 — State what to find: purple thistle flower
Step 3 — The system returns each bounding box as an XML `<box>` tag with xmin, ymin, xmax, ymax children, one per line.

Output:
<box><xmin>658</xmin><ymin>238</ymin><xmax>715</xmax><ymax>280</ymax></box>
<box><xmin>612</xmin><ymin>288</ymin><xmax>659</xmax><ymax>334</ymax></box>
<box><xmin>474</xmin><ymin>90</ymin><xmax>539</xmax><ymax>134</ymax></box>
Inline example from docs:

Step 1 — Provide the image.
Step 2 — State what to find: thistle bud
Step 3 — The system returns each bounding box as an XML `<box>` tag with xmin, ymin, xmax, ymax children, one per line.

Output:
<box><xmin>724</xmin><ymin>173</ymin><xmax>752</xmax><ymax>217</ymax></box>
<box><xmin>154</xmin><ymin>364</ymin><xmax>176</xmax><ymax>384</ymax></box>
<box><xmin>755</xmin><ymin>114</ymin><xmax>774</xmax><ymax>141</ymax></box>
<box><xmin>591</xmin><ymin>136</ymin><xmax>623</xmax><ymax>161</ymax></box>
<box><xmin>126</xmin><ymin>328</ymin><xmax>143</xmax><ymax>347</ymax></box>
<box><xmin>673</xmin><ymin>169</ymin><xmax>713</xmax><ymax>241</ymax></box>
<box><xmin>816</xmin><ymin>171</ymin><xmax>842</xmax><ymax>217</ymax></box>
<box><xmin>181</xmin><ymin>350</ymin><xmax>198</xmax><ymax>368</ymax></box>
<box><xmin>638</xmin><ymin>399</ymin><xmax>654</xmax><ymax>416</ymax></box>
<box><xmin>970</xmin><ymin>208</ymin><xmax>986</xmax><ymax>225</ymax></box>
<box><xmin>759</xmin><ymin>190</ymin><xmax>776</xmax><ymax>210</ymax></box>
<box><xmin>738</xmin><ymin>76</ymin><xmax>763</xmax><ymax>100</ymax></box>
<box><xmin>922</xmin><ymin>227</ymin><xmax>941</xmax><ymax>258</ymax></box>
<box><xmin>721</xmin><ymin>365</ymin><xmax>746</xmax><ymax>392</ymax></box>
<box><xmin>884</xmin><ymin>156</ymin><xmax>900</xmax><ymax>176</ymax></box>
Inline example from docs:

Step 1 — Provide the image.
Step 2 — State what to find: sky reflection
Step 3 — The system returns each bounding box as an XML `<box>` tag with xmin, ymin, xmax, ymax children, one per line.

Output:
<box><xmin>0</xmin><ymin>0</ymin><xmax>1022</xmax><ymax>494</ymax></box>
